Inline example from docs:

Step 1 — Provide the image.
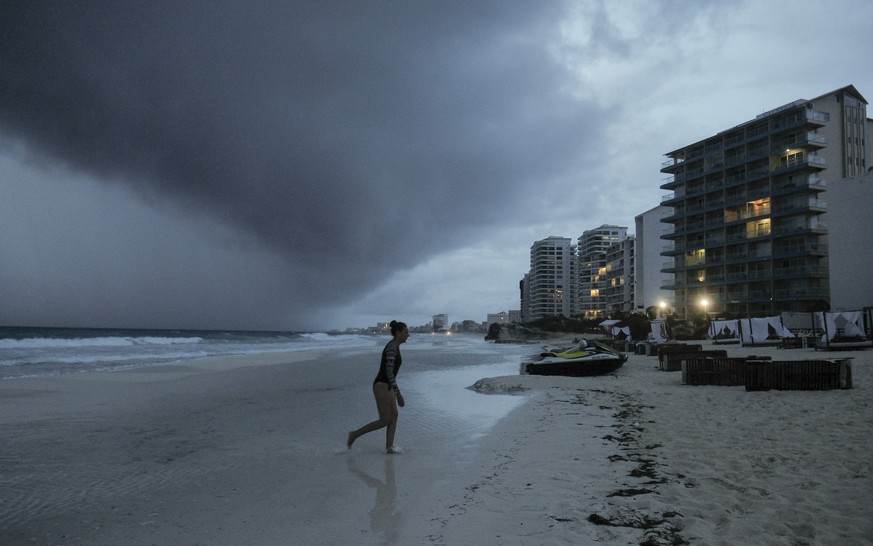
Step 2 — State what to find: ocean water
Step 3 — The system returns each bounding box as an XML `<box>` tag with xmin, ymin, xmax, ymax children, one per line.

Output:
<box><xmin>0</xmin><ymin>327</ymin><xmax>544</xmax><ymax>542</ymax></box>
<box><xmin>0</xmin><ymin>326</ymin><xmax>542</xmax><ymax>381</ymax></box>
<box><xmin>0</xmin><ymin>326</ymin><xmax>383</xmax><ymax>380</ymax></box>
<box><xmin>0</xmin><ymin>325</ymin><xmax>543</xmax><ymax>460</ymax></box>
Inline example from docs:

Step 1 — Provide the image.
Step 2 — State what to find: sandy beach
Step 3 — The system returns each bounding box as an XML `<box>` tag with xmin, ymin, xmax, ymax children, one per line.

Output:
<box><xmin>461</xmin><ymin>343</ymin><xmax>873</xmax><ymax>546</ymax></box>
<box><xmin>2</xmin><ymin>338</ymin><xmax>871</xmax><ymax>545</ymax></box>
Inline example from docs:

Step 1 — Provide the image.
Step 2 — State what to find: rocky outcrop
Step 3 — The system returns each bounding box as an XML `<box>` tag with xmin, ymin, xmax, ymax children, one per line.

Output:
<box><xmin>484</xmin><ymin>323</ymin><xmax>573</xmax><ymax>343</ymax></box>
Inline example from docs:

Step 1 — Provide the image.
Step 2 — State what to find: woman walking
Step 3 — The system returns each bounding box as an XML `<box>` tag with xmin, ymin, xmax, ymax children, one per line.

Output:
<box><xmin>347</xmin><ymin>320</ymin><xmax>409</xmax><ymax>453</ymax></box>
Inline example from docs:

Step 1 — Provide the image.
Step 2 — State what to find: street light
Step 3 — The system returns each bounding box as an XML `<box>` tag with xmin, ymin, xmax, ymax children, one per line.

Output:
<box><xmin>700</xmin><ymin>298</ymin><xmax>709</xmax><ymax>316</ymax></box>
<box><xmin>658</xmin><ymin>300</ymin><xmax>668</xmax><ymax>318</ymax></box>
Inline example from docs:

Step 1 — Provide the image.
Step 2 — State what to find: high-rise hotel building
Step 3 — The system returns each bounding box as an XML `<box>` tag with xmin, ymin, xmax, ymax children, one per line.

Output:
<box><xmin>577</xmin><ymin>225</ymin><xmax>628</xmax><ymax>318</ymax></box>
<box><xmin>660</xmin><ymin>85</ymin><xmax>869</xmax><ymax>318</ymax></box>
<box><xmin>604</xmin><ymin>235</ymin><xmax>635</xmax><ymax>314</ymax></box>
<box><xmin>525</xmin><ymin>236</ymin><xmax>576</xmax><ymax>321</ymax></box>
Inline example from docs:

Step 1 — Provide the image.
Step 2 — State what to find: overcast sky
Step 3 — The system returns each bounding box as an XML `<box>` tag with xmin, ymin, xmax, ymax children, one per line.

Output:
<box><xmin>2</xmin><ymin>1</ymin><xmax>872</xmax><ymax>332</ymax></box>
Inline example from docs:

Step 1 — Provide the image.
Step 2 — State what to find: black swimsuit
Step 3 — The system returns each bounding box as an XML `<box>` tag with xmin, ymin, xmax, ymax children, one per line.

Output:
<box><xmin>373</xmin><ymin>340</ymin><xmax>402</xmax><ymax>392</ymax></box>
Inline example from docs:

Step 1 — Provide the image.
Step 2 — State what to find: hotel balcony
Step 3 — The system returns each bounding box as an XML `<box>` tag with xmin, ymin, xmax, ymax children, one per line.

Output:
<box><xmin>660</xmin><ymin>241</ymin><xmax>685</xmax><ymax>256</ymax></box>
<box><xmin>660</xmin><ymin>157</ymin><xmax>684</xmax><ymax>174</ymax></box>
<box><xmin>771</xmin><ymin>133</ymin><xmax>827</xmax><ymax>154</ymax></box>
<box><xmin>772</xmin><ymin>289</ymin><xmax>829</xmax><ymax>301</ymax></box>
<box><xmin>771</xmin><ymin>200</ymin><xmax>827</xmax><ymax>218</ymax></box>
<box><xmin>772</xmin><ymin>265</ymin><xmax>828</xmax><ymax>279</ymax></box>
<box><xmin>772</xmin><ymin>176</ymin><xmax>828</xmax><ymax>196</ymax></box>
<box><xmin>772</xmin><ymin>242</ymin><xmax>828</xmax><ymax>258</ymax></box>
<box><xmin>723</xmin><ymin>252</ymin><xmax>772</xmax><ymax>265</ymax></box>
<box><xmin>661</xmin><ymin>260</ymin><xmax>679</xmax><ymax>273</ymax></box>
<box><xmin>771</xmin><ymin>109</ymin><xmax>829</xmax><ymax>132</ymax></box>
<box><xmin>661</xmin><ymin>191</ymin><xmax>684</xmax><ymax>205</ymax></box>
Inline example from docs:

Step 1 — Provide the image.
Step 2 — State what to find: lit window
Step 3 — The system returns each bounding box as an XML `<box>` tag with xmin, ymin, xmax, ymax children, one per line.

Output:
<box><xmin>746</xmin><ymin>218</ymin><xmax>771</xmax><ymax>238</ymax></box>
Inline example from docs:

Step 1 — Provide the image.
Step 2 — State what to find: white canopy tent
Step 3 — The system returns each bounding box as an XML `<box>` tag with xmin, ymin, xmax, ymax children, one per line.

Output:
<box><xmin>612</xmin><ymin>326</ymin><xmax>631</xmax><ymax>339</ymax></box>
<box><xmin>649</xmin><ymin>320</ymin><xmax>668</xmax><ymax>343</ymax></box>
<box><xmin>598</xmin><ymin>319</ymin><xmax>630</xmax><ymax>340</ymax></box>
<box><xmin>598</xmin><ymin>319</ymin><xmax>620</xmax><ymax>335</ymax></box>
<box><xmin>709</xmin><ymin>319</ymin><xmax>740</xmax><ymax>343</ymax></box>
<box><xmin>739</xmin><ymin>316</ymin><xmax>794</xmax><ymax>346</ymax></box>
<box><xmin>816</xmin><ymin>311</ymin><xmax>866</xmax><ymax>342</ymax></box>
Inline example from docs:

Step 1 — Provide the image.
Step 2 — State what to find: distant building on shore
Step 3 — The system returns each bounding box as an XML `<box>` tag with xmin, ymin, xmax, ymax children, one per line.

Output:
<box><xmin>525</xmin><ymin>236</ymin><xmax>576</xmax><ymax>321</ymax></box>
<box><xmin>486</xmin><ymin>310</ymin><xmax>521</xmax><ymax>326</ymax></box>
<box><xmin>577</xmin><ymin>225</ymin><xmax>627</xmax><ymax>318</ymax></box>
<box><xmin>432</xmin><ymin>314</ymin><xmax>448</xmax><ymax>331</ymax></box>
<box><xmin>660</xmin><ymin>84</ymin><xmax>871</xmax><ymax>319</ymax></box>
<box><xmin>604</xmin><ymin>234</ymin><xmax>635</xmax><ymax>315</ymax></box>
<box><xmin>521</xmin><ymin>227</ymin><xmax>631</xmax><ymax>321</ymax></box>
<box><xmin>487</xmin><ymin>311</ymin><xmax>508</xmax><ymax>325</ymax></box>
<box><xmin>516</xmin><ymin>85</ymin><xmax>871</xmax><ymax>324</ymax></box>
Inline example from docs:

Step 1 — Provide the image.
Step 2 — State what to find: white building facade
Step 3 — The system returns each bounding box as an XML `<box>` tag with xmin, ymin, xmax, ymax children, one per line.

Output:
<box><xmin>635</xmin><ymin>205</ymin><xmax>674</xmax><ymax>312</ymax></box>
<box><xmin>826</xmin><ymin>171</ymin><xmax>873</xmax><ymax>310</ymax></box>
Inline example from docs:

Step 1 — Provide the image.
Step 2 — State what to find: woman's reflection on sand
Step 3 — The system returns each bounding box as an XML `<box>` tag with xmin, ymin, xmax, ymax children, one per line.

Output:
<box><xmin>347</xmin><ymin>455</ymin><xmax>398</xmax><ymax>544</ymax></box>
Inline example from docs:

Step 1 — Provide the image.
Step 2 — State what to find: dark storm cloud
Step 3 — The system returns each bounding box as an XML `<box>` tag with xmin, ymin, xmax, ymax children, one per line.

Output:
<box><xmin>0</xmin><ymin>1</ymin><xmax>601</xmax><ymax>322</ymax></box>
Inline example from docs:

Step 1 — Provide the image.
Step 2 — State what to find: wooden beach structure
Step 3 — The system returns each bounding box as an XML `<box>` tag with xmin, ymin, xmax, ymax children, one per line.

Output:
<box><xmin>680</xmin><ymin>356</ymin><xmax>853</xmax><ymax>391</ymax></box>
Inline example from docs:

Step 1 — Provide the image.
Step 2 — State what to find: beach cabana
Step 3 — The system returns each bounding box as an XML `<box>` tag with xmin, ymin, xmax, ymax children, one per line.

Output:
<box><xmin>709</xmin><ymin>319</ymin><xmax>740</xmax><ymax>344</ymax></box>
<box><xmin>739</xmin><ymin>316</ymin><xmax>794</xmax><ymax>347</ymax></box>
<box><xmin>611</xmin><ymin>326</ymin><xmax>631</xmax><ymax>339</ymax></box>
<box><xmin>816</xmin><ymin>311</ymin><xmax>872</xmax><ymax>350</ymax></box>
<box><xmin>598</xmin><ymin>319</ymin><xmax>621</xmax><ymax>337</ymax></box>
<box><xmin>649</xmin><ymin>320</ymin><xmax>668</xmax><ymax>343</ymax></box>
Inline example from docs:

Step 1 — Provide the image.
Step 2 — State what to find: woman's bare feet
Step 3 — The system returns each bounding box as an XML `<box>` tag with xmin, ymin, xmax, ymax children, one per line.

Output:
<box><xmin>386</xmin><ymin>446</ymin><xmax>403</xmax><ymax>454</ymax></box>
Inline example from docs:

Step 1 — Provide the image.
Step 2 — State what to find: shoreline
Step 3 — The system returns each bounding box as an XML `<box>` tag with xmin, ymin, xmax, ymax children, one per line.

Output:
<box><xmin>0</xmin><ymin>343</ymin><xmax>529</xmax><ymax>544</ymax></box>
<box><xmin>2</xmin><ymin>342</ymin><xmax>871</xmax><ymax>544</ymax></box>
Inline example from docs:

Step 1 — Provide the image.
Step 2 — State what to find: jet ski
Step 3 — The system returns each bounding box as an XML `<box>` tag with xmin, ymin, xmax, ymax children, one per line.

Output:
<box><xmin>524</xmin><ymin>339</ymin><xmax>627</xmax><ymax>376</ymax></box>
